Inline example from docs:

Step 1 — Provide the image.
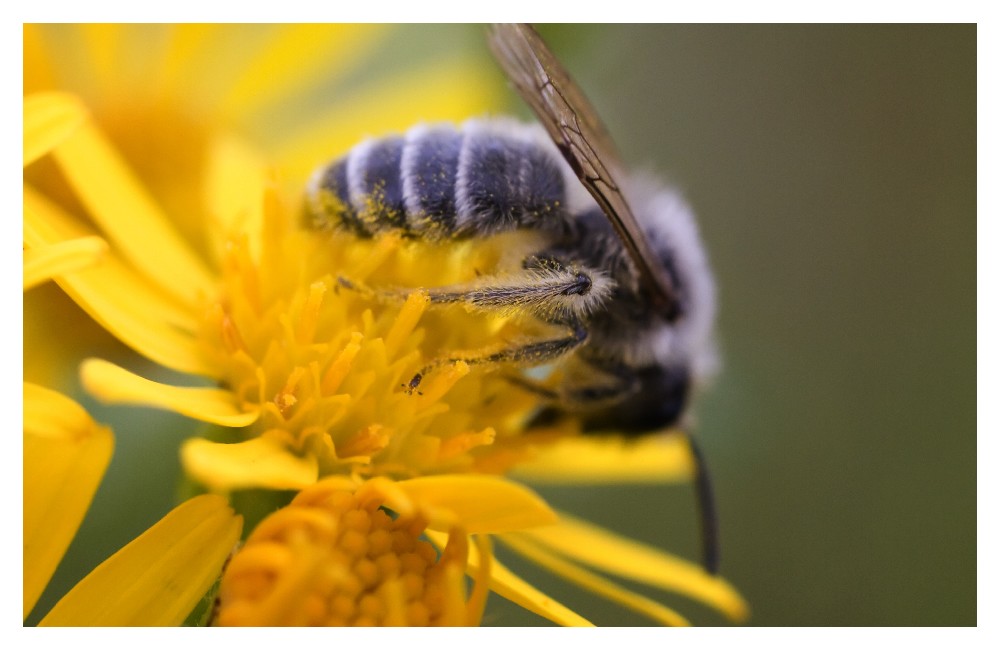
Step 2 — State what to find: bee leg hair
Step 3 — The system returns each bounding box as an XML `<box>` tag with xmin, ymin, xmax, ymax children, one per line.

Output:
<box><xmin>339</xmin><ymin>262</ymin><xmax>604</xmax><ymax>320</ymax></box>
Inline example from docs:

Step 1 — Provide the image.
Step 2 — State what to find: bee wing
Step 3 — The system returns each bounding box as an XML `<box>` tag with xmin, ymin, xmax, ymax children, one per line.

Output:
<box><xmin>488</xmin><ymin>23</ymin><xmax>679</xmax><ymax>317</ymax></box>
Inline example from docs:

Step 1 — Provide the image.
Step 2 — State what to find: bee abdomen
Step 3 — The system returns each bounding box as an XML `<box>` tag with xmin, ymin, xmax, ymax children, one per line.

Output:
<box><xmin>305</xmin><ymin>120</ymin><xmax>572</xmax><ymax>239</ymax></box>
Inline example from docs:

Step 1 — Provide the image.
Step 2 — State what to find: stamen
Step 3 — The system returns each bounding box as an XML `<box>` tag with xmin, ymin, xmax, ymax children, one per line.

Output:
<box><xmin>414</xmin><ymin>360</ymin><xmax>470</xmax><ymax>406</ymax></box>
<box><xmin>192</xmin><ymin>224</ymin><xmax>577</xmax><ymax>484</ymax></box>
<box><xmin>337</xmin><ymin>424</ymin><xmax>390</xmax><ymax>458</ymax></box>
<box><xmin>438</xmin><ymin>427</ymin><xmax>497</xmax><ymax>460</ymax></box>
<box><xmin>321</xmin><ymin>332</ymin><xmax>364</xmax><ymax>394</ymax></box>
<box><xmin>384</xmin><ymin>291</ymin><xmax>429</xmax><ymax>357</ymax></box>
<box><xmin>296</xmin><ymin>281</ymin><xmax>327</xmax><ymax>344</ymax></box>
<box><xmin>225</xmin><ymin>235</ymin><xmax>262</xmax><ymax>315</ymax></box>
<box><xmin>218</xmin><ymin>308</ymin><xmax>247</xmax><ymax>355</ymax></box>
<box><xmin>351</xmin><ymin>232</ymin><xmax>402</xmax><ymax>279</ymax></box>
<box><xmin>273</xmin><ymin>367</ymin><xmax>306</xmax><ymax>417</ymax></box>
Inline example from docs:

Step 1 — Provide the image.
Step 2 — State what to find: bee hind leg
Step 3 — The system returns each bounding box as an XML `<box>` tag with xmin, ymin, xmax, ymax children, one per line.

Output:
<box><xmin>506</xmin><ymin>364</ymin><xmax>639</xmax><ymax>406</ymax></box>
<box><xmin>407</xmin><ymin>314</ymin><xmax>588</xmax><ymax>392</ymax></box>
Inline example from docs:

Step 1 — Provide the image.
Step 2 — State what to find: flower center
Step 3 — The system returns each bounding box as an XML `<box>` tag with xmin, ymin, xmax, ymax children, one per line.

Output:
<box><xmin>215</xmin><ymin>480</ymin><xmax>477</xmax><ymax>626</ymax></box>
<box><xmin>200</xmin><ymin>204</ymin><xmax>564</xmax><ymax>477</ymax></box>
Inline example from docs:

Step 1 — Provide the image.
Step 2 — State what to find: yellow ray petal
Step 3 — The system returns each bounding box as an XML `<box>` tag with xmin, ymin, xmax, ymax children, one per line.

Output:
<box><xmin>389</xmin><ymin>475</ymin><xmax>557</xmax><ymax>534</ymax></box>
<box><xmin>426</xmin><ymin>530</ymin><xmax>593</xmax><ymax>627</ymax></box>
<box><xmin>274</xmin><ymin>59</ymin><xmax>504</xmax><ymax>183</ymax></box>
<box><xmin>77</xmin><ymin>23</ymin><xmax>125</xmax><ymax>101</ymax></box>
<box><xmin>80</xmin><ymin>358</ymin><xmax>258</xmax><ymax>427</ymax></box>
<box><xmin>39</xmin><ymin>495</ymin><xmax>242</xmax><ymax>626</ymax></box>
<box><xmin>512</xmin><ymin>434</ymin><xmax>694</xmax><ymax>484</ymax></box>
<box><xmin>23</xmin><ymin>183</ymin><xmax>195</xmax><ymax>331</ymax></box>
<box><xmin>24</xmin><ymin>25</ymin><xmax>58</xmax><ymax>94</ymax></box>
<box><xmin>203</xmin><ymin>130</ymin><xmax>269</xmax><ymax>267</ymax></box>
<box><xmin>150</xmin><ymin>24</ymin><xmax>224</xmax><ymax>106</ymax></box>
<box><xmin>466</xmin><ymin>535</ymin><xmax>493</xmax><ymax>625</ymax></box>
<box><xmin>500</xmin><ymin>533</ymin><xmax>690</xmax><ymax>626</ymax></box>
<box><xmin>24</xmin><ymin>186</ymin><xmax>214</xmax><ymax>377</ymax></box>
<box><xmin>518</xmin><ymin>511</ymin><xmax>750</xmax><ymax>622</ymax></box>
<box><xmin>37</xmin><ymin>258</ymin><xmax>207</xmax><ymax>376</ymax></box>
<box><xmin>23</xmin><ymin>92</ymin><xmax>88</xmax><ymax>166</ymax></box>
<box><xmin>23</xmin><ymin>236</ymin><xmax>107</xmax><ymax>291</ymax></box>
<box><xmin>23</xmin><ymin>383</ymin><xmax>113</xmax><ymax>620</ymax></box>
<box><xmin>50</xmin><ymin>118</ymin><xmax>215</xmax><ymax>307</ymax></box>
<box><xmin>181</xmin><ymin>437</ymin><xmax>319</xmax><ymax>492</ymax></box>
<box><xmin>218</xmin><ymin>24</ymin><xmax>389</xmax><ymax>123</ymax></box>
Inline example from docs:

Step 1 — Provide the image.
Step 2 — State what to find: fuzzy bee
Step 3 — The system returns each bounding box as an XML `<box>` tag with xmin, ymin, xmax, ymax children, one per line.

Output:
<box><xmin>305</xmin><ymin>24</ymin><xmax>721</xmax><ymax>573</ymax></box>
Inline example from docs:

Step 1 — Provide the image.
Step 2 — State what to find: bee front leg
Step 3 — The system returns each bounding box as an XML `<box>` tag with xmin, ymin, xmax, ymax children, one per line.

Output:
<box><xmin>339</xmin><ymin>257</ymin><xmax>612</xmax><ymax>321</ymax></box>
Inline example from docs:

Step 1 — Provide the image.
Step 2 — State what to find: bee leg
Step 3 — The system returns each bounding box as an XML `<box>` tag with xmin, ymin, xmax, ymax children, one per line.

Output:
<box><xmin>508</xmin><ymin>356</ymin><xmax>640</xmax><ymax>405</ymax></box>
<box><xmin>422</xmin><ymin>265</ymin><xmax>604</xmax><ymax>319</ymax></box>
<box><xmin>338</xmin><ymin>259</ymin><xmax>608</xmax><ymax>320</ymax></box>
<box><xmin>335</xmin><ymin>275</ymin><xmax>382</xmax><ymax>301</ymax></box>
<box><xmin>561</xmin><ymin>364</ymin><xmax>642</xmax><ymax>405</ymax></box>
<box><xmin>407</xmin><ymin>314</ymin><xmax>588</xmax><ymax>392</ymax></box>
<box><xmin>503</xmin><ymin>374</ymin><xmax>560</xmax><ymax>400</ymax></box>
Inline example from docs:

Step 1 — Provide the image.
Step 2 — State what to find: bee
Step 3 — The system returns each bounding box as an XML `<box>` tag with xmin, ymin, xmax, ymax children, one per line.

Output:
<box><xmin>304</xmin><ymin>24</ymin><xmax>721</xmax><ymax>573</ymax></box>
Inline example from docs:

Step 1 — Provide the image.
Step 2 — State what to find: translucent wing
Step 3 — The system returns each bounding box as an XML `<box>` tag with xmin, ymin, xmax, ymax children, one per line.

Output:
<box><xmin>488</xmin><ymin>23</ymin><xmax>679</xmax><ymax>318</ymax></box>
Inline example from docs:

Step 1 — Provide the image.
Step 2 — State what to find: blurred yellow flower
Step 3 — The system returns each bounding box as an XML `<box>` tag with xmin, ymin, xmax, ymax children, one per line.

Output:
<box><xmin>215</xmin><ymin>475</ymin><xmax>553</xmax><ymax>626</ymax></box>
<box><xmin>23</xmin><ymin>24</ymin><xmax>747</xmax><ymax>626</ymax></box>
<box><xmin>24</xmin><ymin>89</ymin><xmax>244</xmax><ymax>627</ymax></box>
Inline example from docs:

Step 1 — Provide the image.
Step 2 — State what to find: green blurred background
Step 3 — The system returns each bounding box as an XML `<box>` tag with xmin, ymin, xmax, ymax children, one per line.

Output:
<box><xmin>517</xmin><ymin>23</ymin><xmax>976</xmax><ymax>627</ymax></box>
<box><xmin>27</xmin><ymin>24</ymin><xmax>975</xmax><ymax>626</ymax></box>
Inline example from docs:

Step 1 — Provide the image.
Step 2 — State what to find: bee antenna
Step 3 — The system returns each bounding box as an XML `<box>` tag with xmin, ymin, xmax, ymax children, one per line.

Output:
<box><xmin>682</xmin><ymin>430</ymin><xmax>720</xmax><ymax>574</ymax></box>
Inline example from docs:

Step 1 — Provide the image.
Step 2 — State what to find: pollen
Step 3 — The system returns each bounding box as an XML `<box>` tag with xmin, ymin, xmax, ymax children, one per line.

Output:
<box><xmin>215</xmin><ymin>480</ymin><xmax>479</xmax><ymax>626</ymax></box>
<box><xmin>193</xmin><ymin>192</ymin><xmax>562</xmax><ymax>483</ymax></box>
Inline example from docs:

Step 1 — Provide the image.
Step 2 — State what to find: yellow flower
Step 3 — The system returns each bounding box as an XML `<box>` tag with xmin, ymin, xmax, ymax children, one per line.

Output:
<box><xmin>215</xmin><ymin>475</ymin><xmax>556</xmax><ymax>626</ymax></box>
<box><xmin>24</xmin><ymin>24</ymin><xmax>748</xmax><ymax>626</ymax></box>
<box><xmin>24</xmin><ymin>91</ymin><xmax>243</xmax><ymax>626</ymax></box>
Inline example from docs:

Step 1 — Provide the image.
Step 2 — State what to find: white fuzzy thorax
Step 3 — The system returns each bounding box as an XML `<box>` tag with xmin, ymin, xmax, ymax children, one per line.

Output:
<box><xmin>627</xmin><ymin>175</ymin><xmax>719</xmax><ymax>384</ymax></box>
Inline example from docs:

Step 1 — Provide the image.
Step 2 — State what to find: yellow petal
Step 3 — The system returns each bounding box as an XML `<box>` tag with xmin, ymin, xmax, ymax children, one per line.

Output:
<box><xmin>181</xmin><ymin>437</ymin><xmax>319</xmax><ymax>492</ymax></box>
<box><xmin>23</xmin><ymin>383</ymin><xmax>113</xmax><ymax>620</ymax></box>
<box><xmin>391</xmin><ymin>475</ymin><xmax>558</xmax><ymax>534</ymax></box>
<box><xmin>274</xmin><ymin>59</ymin><xmax>504</xmax><ymax>183</ymax></box>
<box><xmin>23</xmin><ymin>92</ymin><xmax>88</xmax><ymax>166</ymax></box>
<box><xmin>500</xmin><ymin>533</ymin><xmax>690</xmax><ymax>626</ymax></box>
<box><xmin>23</xmin><ymin>236</ymin><xmax>107</xmax><ymax>291</ymax></box>
<box><xmin>77</xmin><ymin>23</ymin><xmax>126</xmax><ymax>100</ymax></box>
<box><xmin>40</xmin><ymin>495</ymin><xmax>242</xmax><ymax>626</ymax></box>
<box><xmin>466</xmin><ymin>535</ymin><xmax>492</xmax><ymax>625</ymax></box>
<box><xmin>24</xmin><ymin>25</ymin><xmax>58</xmax><ymax>95</ymax></box>
<box><xmin>80</xmin><ymin>358</ymin><xmax>258</xmax><ymax>427</ymax></box>
<box><xmin>518</xmin><ymin>511</ymin><xmax>750</xmax><ymax>622</ymax></box>
<box><xmin>426</xmin><ymin>530</ymin><xmax>593</xmax><ymax>627</ymax></box>
<box><xmin>151</xmin><ymin>24</ymin><xmax>225</xmax><ymax>107</ymax></box>
<box><xmin>218</xmin><ymin>24</ymin><xmax>389</xmax><ymax>123</ymax></box>
<box><xmin>24</xmin><ymin>186</ymin><xmax>214</xmax><ymax>377</ymax></box>
<box><xmin>513</xmin><ymin>434</ymin><xmax>694</xmax><ymax>484</ymax></box>
<box><xmin>50</xmin><ymin>118</ymin><xmax>215</xmax><ymax>307</ymax></box>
